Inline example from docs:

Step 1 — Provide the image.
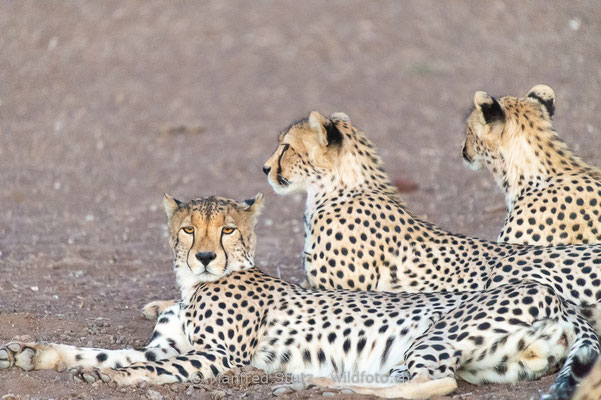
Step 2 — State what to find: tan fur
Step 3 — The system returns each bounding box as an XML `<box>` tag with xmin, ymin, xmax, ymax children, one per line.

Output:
<box><xmin>463</xmin><ymin>84</ymin><xmax>601</xmax><ymax>245</ymax></box>
<box><xmin>573</xmin><ymin>359</ymin><xmax>601</xmax><ymax>400</ymax></box>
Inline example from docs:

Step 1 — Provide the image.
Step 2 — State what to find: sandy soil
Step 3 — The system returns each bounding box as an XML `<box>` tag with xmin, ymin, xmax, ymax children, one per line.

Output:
<box><xmin>1</xmin><ymin>1</ymin><xmax>601</xmax><ymax>399</ymax></box>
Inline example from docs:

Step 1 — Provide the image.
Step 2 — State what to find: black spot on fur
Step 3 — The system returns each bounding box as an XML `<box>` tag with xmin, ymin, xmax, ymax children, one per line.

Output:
<box><xmin>145</xmin><ymin>351</ymin><xmax>157</xmax><ymax>361</ymax></box>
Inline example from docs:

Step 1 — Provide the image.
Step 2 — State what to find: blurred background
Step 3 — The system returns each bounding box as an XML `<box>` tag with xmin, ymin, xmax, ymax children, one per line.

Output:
<box><xmin>0</xmin><ymin>1</ymin><xmax>600</xmax><ymax>397</ymax></box>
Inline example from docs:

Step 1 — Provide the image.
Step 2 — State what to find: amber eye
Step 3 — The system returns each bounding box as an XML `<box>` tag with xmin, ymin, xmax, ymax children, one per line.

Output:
<box><xmin>222</xmin><ymin>227</ymin><xmax>235</xmax><ymax>235</ymax></box>
<box><xmin>182</xmin><ymin>226</ymin><xmax>194</xmax><ymax>234</ymax></box>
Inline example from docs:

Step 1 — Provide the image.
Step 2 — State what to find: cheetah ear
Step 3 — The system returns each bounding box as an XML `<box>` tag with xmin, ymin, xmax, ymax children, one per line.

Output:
<box><xmin>526</xmin><ymin>84</ymin><xmax>555</xmax><ymax>119</ymax></box>
<box><xmin>163</xmin><ymin>193</ymin><xmax>183</xmax><ymax>220</ymax></box>
<box><xmin>329</xmin><ymin>112</ymin><xmax>351</xmax><ymax>124</ymax></box>
<box><xmin>474</xmin><ymin>91</ymin><xmax>505</xmax><ymax>126</ymax></box>
<box><xmin>308</xmin><ymin>111</ymin><xmax>343</xmax><ymax>147</ymax></box>
<box><xmin>238</xmin><ymin>193</ymin><xmax>264</xmax><ymax>225</ymax></box>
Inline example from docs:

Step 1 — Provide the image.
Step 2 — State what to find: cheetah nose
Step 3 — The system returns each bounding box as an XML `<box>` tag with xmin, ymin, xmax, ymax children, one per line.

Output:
<box><xmin>262</xmin><ymin>166</ymin><xmax>271</xmax><ymax>176</ymax></box>
<box><xmin>195</xmin><ymin>252</ymin><xmax>216</xmax><ymax>267</ymax></box>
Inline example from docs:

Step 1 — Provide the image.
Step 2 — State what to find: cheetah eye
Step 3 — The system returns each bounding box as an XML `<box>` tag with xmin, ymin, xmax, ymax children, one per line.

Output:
<box><xmin>222</xmin><ymin>227</ymin><xmax>235</xmax><ymax>235</ymax></box>
<box><xmin>182</xmin><ymin>226</ymin><xmax>194</xmax><ymax>234</ymax></box>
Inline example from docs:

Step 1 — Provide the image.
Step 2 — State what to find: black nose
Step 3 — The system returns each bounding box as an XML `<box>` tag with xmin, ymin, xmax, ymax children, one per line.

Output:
<box><xmin>195</xmin><ymin>251</ymin><xmax>216</xmax><ymax>267</ymax></box>
<box><xmin>262</xmin><ymin>166</ymin><xmax>271</xmax><ymax>176</ymax></box>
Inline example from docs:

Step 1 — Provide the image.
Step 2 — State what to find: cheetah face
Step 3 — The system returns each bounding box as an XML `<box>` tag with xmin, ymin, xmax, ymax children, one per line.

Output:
<box><xmin>461</xmin><ymin>124</ymin><xmax>486</xmax><ymax>171</ymax></box>
<box><xmin>463</xmin><ymin>85</ymin><xmax>556</xmax><ymax>172</ymax></box>
<box><xmin>263</xmin><ymin>111</ymin><xmax>343</xmax><ymax>195</ymax></box>
<box><xmin>162</xmin><ymin>193</ymin><xmax>263</xmax><ymax>283</ymax></box>
<box><xmin>262</xmin><ymin>137</ymin><xmax>308</xmax><ymax>195</ymax></box>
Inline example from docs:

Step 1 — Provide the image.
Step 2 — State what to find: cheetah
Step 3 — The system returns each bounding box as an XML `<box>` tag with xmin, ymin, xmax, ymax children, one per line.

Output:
<box><xmin>0</xmin><ymin>195</ymin><xmax>598</xmax><ymax>400</ymax></box>
<box><xmin>261</xmin><ymin>111</ymin><xmax>601</xmax><ymax>328</ymax></box>
<box><xmin>462</xmin><ymin>84</ymin><xmax>601</xmax><ymax>245</ymax></box>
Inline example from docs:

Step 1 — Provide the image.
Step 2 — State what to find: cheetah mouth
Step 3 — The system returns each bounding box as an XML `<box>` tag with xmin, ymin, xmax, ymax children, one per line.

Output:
<box><xmin>276</xmin><ymin>174</ymin><xmax>290</xmax><ymax>186</ymax></box>
<box><xmin>184</xmin><ymin>263</ymin><xmax>220</xmax><ymax>277</ymax></box>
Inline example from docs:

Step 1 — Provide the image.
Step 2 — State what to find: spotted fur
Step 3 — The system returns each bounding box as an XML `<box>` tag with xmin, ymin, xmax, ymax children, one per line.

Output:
<box><xmin>262</xmin><ymin>111</ymin><xmax>601</xmax><ymax>329</ymax></box>
<box><xmin>463</xmin><ymin>85</ymin><xmax>601</xmax><ymax>245</ymax></box>
<box><xmin>573</xmin><ymin>358</ymin><xmax>601</xmax><ymax>400</ymax></box>
<box><xmin>0</xmin><ymin>196</ymin><xmax>597</xmax><ymax>400</ymax></box>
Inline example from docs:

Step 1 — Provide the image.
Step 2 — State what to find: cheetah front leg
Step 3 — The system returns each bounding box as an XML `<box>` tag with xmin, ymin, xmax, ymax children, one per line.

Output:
<box><xmin>141</xmin><ymin>299</ymin><xmax>178</xmax><ymax>320</ymax></box>
<box><xmin>327</xmin><ymin>341</ymin><xmax>460</xmax><ymax>398</ymax></box>
<box><xmin>77</xmin><ymin>347</ymin><xmax>235</xmax><ymax>386</ymax></box>
<box><xmin>313</xmin><ymin>373</ymin><xmax>457</xmax><ymax>400</ymax></box>
<box><xmin>0</xmin><ymin>304</ymin><xmax>189</xmax><ymax>373</ymax></box>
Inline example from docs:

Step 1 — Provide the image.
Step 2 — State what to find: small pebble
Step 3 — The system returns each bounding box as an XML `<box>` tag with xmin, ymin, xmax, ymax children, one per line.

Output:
<box><xmin>273</xmin><ymin>387</ymin><xmax>292</xmax><ymax>396</ymax></box>
<box><xmin>288</xmin><ymin>382</ymin><xmax>307</xmax><ymax>391</ymax></box>
<box><xmin>322</xmin><ymin>392</ymin><xmax>336</xmax><ymax>397</ymax></box>
<box><xmin>170</xmin><ymin>383</ymin><xmax>184</xmax><ymax>393</ymax></box>
<box><xmin>212</xmin><ymin>390</ymin><xmax>226</xmax><ymax>400</ymax></box>
<box><xmin>146</xmin><ymin>389</ymin><xmax>163</xmax><ymax>400</ymax></box>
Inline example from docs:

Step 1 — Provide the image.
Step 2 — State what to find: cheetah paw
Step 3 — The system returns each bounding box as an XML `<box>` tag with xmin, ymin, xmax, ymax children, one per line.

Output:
<box><xmin>71</xmin><ymin>366</ymin><xmax>147</xmax><ymax>387</ymax></box>
<box><xmin>70</xmin><ymin>366</ymin><xmax>122</xmax><ymax>387</ymax></box>
<box><xmin>141</xmin><ymin>300</ymin><xmax>177</xmax><ymax>320</ymax></box>
<box><xmin>0</xmin><ymin>342</ymin><xmax>36</xmax><ymax>371</ymax></box>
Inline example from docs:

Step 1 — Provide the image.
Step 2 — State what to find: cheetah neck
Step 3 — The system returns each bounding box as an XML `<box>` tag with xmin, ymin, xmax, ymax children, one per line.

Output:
<box><xmin>175</xmin><ymin>263</ymin><xmax>204</xmax><ymax>301</ymax></box>
<box><xmin>493</xmin><ymin>126</ymin><xmax>596</xmax><ymax>211</ymax></box>
<box><xmin>306</xmin><ymin>131</ymin><xmax>399</xmax><ymax>211</ymax></box>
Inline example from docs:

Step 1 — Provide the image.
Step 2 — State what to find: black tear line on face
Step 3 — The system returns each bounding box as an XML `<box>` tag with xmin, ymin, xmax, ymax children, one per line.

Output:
<box><xmin>220</xmin><ymin>230</ymin><xmax>229</xmax><ymax>274</ymax></box>
<box><xmin>276</xmin><ymin>143</ymin><xmax>290</xmax><ymax>186</ymax></box>
<box><xmin>186</xmin><ymin>230</ymin><xmax>195</xmax><ymax>272</ymax></box>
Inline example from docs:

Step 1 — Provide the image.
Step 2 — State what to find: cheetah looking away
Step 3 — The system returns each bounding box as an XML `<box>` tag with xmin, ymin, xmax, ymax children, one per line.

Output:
<box><xmin>463</xmin><ymin>84</ymin><xmax>601</xmax><ymax>245</ymax></box>
<box><xmin>0</xmin><ymin>195</ymin><xmax>598</xmax><ymax>400</ymax></box>
<box><xmin>261</xmin><ymin>111</ymin><xmax>601</xmax><ymax>328</ymax></box>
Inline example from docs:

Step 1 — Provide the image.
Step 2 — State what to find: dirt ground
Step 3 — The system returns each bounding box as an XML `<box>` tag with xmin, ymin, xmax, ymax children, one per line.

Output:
<box><xmin>1</xmin><ymin>1</ymin><xmax>601</xmax><ymax>399</ymax></box>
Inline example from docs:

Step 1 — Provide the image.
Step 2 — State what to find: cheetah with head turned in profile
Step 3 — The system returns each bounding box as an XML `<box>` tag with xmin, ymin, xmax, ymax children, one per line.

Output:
<box><xmin>463</xmin><ymin>84</ymin><xmax>601</xmax><ymax>245</ymax></box>
<box><xmin>0</xmin><ymin>195</ymin><xmax>598</xmax><ymax>400</ymax></box>
<box><xmin>262</xmin><ymin>111</ymin><xmax>601</xmax><ymax>332</ymax></box>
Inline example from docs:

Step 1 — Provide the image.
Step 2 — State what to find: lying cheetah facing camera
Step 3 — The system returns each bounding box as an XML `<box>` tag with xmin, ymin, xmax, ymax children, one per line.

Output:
<box><xmin>463</xmin><ymin>84</ymin><xmax>601</xmax><ymax>245</ymax></box>
<box><xmin>261</xmin><ymin>111</ymin><xmax>601</xmax><ymax>329</ymax></box>
<box><xmin>1</xmin><ymin>195</ymin><xmax>597</xmax><ymax>399</ymax></box>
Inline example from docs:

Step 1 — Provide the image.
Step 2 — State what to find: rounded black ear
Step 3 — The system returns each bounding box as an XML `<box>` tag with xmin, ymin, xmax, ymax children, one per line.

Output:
<box><xmin>308</xmin><ymin>111</ymin><xmax>343</xmax><ymax>147</ymax></box>
<box><xmin>329</xmin><ymin>112</ymin><xmax>351</xmax><ymax>124</ymax></box>
<box><xmin>163</xmin><ymin>193</ymin><xmax>183</xmax><ymax>220</ymax></box>
<box><xmin>238</xmin><ymin>193</ymin><xmax>264</xmax><ymax>225</ymax></box>
<box><xmin>239</xmin><ymin>193</ymin><xmax>264</xmax><ymax>211</ymax></box>
<box><xmin>526</xmin><ymin>84</ymin><xmax>555</xmax><ymax>119</ymax></box>
<box><xmin>474</xmin><ymin>91</ymin><xmax>506</xmax><ymax>125</ymax></box>
<box><xmin>325</xmin><ymin>119</ymin><xmax>343</xmax><ymax>147</ymax></box>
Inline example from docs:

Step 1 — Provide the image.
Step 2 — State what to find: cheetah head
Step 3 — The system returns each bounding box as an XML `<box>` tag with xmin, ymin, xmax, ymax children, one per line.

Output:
<box><xmin>262</xmin><ymin>111</ymin><xmax>349</xmax><ymax>195</ymax></box>
<box><xmin>162</xmin><ymin>193</ymin><xmax>263</xmax><ymax>285</ymax></box>
<box><xmin>462</xmin><ymin>84</ymin><xmax>556</xmax><ymax>171</ymax></box>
